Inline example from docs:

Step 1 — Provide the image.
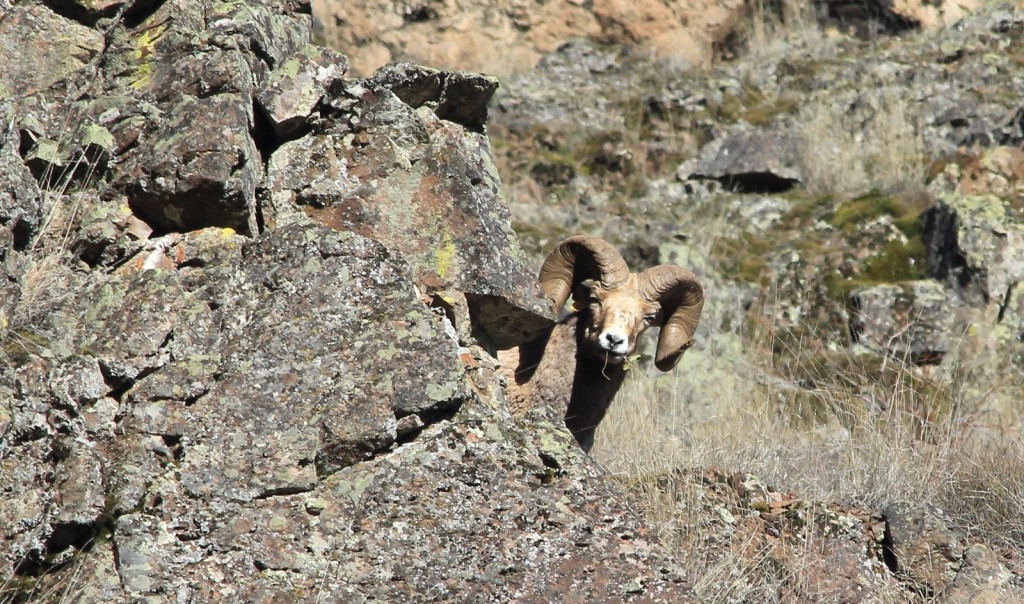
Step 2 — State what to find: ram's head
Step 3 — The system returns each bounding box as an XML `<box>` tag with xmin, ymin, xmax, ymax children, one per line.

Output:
<box><xmin>539</xmin><ymin>235</ymin><xmax>704</xmax><ymax>371</ymax></box>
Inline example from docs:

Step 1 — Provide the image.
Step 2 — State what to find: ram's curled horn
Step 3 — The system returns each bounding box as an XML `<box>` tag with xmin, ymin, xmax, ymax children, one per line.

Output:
<box><xmin>638</xmin><ymin>265</ymin><xmax>705</xmax><ymax>372</ymax></box>
<box><xmin>538</xmin><ymin>235</ymin><xmax>631</xmax><ymax>314</ymax></box>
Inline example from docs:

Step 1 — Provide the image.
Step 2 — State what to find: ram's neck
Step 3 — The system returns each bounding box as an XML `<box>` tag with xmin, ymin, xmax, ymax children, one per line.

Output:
<box><xmin>564</xmin><ymin>314</ymin><xmax>628</xmax><ymax>452</ymax></box>
<box><xmin>513</xmin><ymin>314</ymin><xmax>631</xmax><ymax>452</ymax></box>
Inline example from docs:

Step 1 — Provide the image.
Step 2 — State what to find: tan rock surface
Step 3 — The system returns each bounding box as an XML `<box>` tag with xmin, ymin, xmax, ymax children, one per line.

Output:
<box><xmin>313</xmin><ymin>0</ymin><xmax>747</xmax><ymax>76</ymax></box>
<box><xmin>891</xmin><ymin>0</ymin><xmax>981</xmax><ymax>29</ymax></box>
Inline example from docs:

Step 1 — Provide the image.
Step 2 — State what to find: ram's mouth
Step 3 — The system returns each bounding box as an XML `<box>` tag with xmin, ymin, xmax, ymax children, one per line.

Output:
<box><xmin>603</xmin><ymin>352</ymin><xmax>626</xmax><ymax>364</ymax></box>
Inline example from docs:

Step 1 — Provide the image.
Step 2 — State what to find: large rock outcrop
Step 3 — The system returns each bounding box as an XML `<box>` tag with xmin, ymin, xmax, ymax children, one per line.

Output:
<box><xmin>266</xmin><ymin>62</ymin><xmax>550</xmax><ymax>348</ymax></box>
<box><xmin>3</xmin><ymin>224</ymin><xmax>692</xmax><ymax>601</ymax></box>
<box><xmin>0</xmin><ymin>0</ymin><xmax>696</xmax><ymax>601</ymax></box>
<box><xmin>4</xmin><ymin>0</ymin><xmax>1024</xmax><ymax>600</ymax></box>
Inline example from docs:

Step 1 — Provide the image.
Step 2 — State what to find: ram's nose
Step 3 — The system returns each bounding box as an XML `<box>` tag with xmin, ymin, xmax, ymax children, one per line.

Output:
<box><xmin>599</xmin><ymin>330</ymin><xmax>629</xmax><ymax>356</ymax></box>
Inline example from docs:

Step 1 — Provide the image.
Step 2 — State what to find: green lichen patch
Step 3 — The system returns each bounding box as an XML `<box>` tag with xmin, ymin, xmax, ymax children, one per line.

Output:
<box><xmin>721</xmin><ymin>189</ymin><xmax>932</xmax><ymax>299</ymax></box>
<box><xmin>433</xmin><ymin>229</ymin><xmax>457</xmax><ymax>280</ymax></box>
<box><xmin>829</xmin><ymin>190</ymin><xmax>932</xmax><ymax>235</ymax></box>
<box><xmin>861</xmin><ymin>238</ymin><xmax>927</xmax><ymax>282</ymax></box>
<box><xmin>130</xmin><ymin>22</ymin><xmax>168</xmax><ymax>90</ymax></box>
<box><xmin>823</xmin><ymin>238</ymin><xmax>928</xmax><ymax>301</ymax></box>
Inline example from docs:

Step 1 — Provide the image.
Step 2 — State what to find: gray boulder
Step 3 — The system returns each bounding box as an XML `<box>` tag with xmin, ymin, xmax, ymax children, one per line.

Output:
<box><xmin>923</xmin><ymin>194</ymin><xmax>1024</xmax><ymax>308</ymax></box>
<box><xmin>884</xmin><ymin>502</ymin><xmax>966</xmax><ymax>596</ymax></box>
<box><xmin>1</xmin><ymin>224</ymin><xmax>694</xmax><ymax>602</ymax></box>
<box><xmin>850</xmin><ymin>280</ymin><xmax>955</xmax><ymax>364</ymax></box>
<box><xmin>266</xmin><ymin>64</ymin><xmax>551</xmax><ymax>349</ymax></box>
<box><xmin>679</xmin><ymin>130</ymin><xmax>802</xmax><ymax>193</ymax></box>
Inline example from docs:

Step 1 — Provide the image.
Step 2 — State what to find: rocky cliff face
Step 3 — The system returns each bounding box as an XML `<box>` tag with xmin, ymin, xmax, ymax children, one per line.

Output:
<box><xmin>0</xmin><ymin>1</ymin><xmax>697</xmax><ymax>601</ymax></box>
<box><xmin>3</xmin><ymin>0</ymin><xmax>1024</xmax><ymax>602</ymax></box>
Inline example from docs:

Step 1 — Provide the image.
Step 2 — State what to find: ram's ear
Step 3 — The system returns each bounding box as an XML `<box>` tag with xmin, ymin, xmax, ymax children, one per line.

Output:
<box><xmin>570</xmin><ymin>279</ymin><xmax>599</xmax><ymax>311</ymax></box>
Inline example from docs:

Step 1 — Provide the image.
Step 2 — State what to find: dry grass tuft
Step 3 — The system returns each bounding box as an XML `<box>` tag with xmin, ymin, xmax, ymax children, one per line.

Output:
<box><xmin>1</xmin><ymin>251</ymin><xmax>83</xmax><ymax>367</ymax></box>
<box><xmin>0</xmin><ymin>539</ymin><xmax>99</xmax><ymax>604</ymax></box>
<box><xmin>739</xmin><ymin>0</ymin><xmax>823</xmax><ymax>58</ymax></box>
<box><xmin>2</xmin><ymin>118</ymin><xmax>102</xmax><ymax>364</ymax></box>
<box><xmin>594</xmin><ymin>309</ymin><xmax>1024</xmax><ymax>600</ymax></box>
<box><xmin>799</xmin><ymin>89</ymin><xmax>926</xmax><ymax>197</ymax></box>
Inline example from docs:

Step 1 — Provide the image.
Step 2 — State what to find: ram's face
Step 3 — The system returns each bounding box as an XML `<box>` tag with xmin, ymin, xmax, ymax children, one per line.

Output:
<box><xmin>575</xmin><ymin>276</ymin><xmax>660</xmax><ymax>365</ymax></box>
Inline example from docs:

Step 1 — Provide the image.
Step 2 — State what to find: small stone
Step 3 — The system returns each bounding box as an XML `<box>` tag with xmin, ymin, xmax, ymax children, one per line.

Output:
<box><xmin>395</xmin><ymin>414</ymin><xmax>425</xmax><ymax>437</ymax></box>
<box><xmin>304</xmin><ymin>498</ymin><xmax>327</xmax><ymax>515</ymax></box>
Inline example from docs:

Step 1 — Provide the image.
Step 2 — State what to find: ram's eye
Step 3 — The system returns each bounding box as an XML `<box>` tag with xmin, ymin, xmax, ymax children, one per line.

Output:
<box><xmin>643</xmin><ymin>313</ymin><xmax>658</xmax><ymax>324</ymax></box>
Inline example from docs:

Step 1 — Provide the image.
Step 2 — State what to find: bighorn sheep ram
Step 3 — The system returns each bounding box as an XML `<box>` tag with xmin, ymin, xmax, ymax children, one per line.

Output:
<box><xmin>498</xmin><ymin>235</ymin><xmax>704</xmax><ymax>452</ymax></box>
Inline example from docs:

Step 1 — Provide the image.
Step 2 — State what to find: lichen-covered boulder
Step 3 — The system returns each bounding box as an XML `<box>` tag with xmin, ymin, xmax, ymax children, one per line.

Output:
<box><xmin>266</xmin><ymin>64</ymin><xmax>552</xmax><ymax>349</ymax></box>
<box><xmin>923</xmin><ymin>194</ymin><xmax>1024</xmax><ymax>307</ymax></box>
<box><xmin>3</xmin><ymin>224</ymin><xmax>450</xmax><ymax>555</ymax></box>
<box><xmin>884</xmin><ymin>502</ymin><xmax>965</xmax><ymax>595</ymax></box>
<box><xmin>0</xmin><ymin>4</ymin><xmax>104</xmax><ymax>98</ymax></box>
<box><xmin>2</xmin><ymin>0</ymin><xmax>552</xmax><ymax>347</ymax></box>
<box><xmin>255</xmin><ymin>44</ymin><xmax>350</xmax><ymax>138</ymax></box>
<box><xmin>849</xmin><ymin>280</ymin><xmax>955</xmax><ymax>364</ymax></box>
<box><xmin>159</xmin><ymin>383</ymin><xmax>698</xmax><ymax>602</ymax></box>
<box><xmin>97</xmin><ymin>0</ymin><xmax>283</xmax><ymax>235</ymax></box>
<box><xmin>938</xmin><ymin>544</ymin><xmax>1024</xmax><ymax>604</ymax></box>
<box><xmin>678</xmin><ymin>130</ymin><xmax>802</xmax><ymax>193</ymax></box>
<box><xmin>2</xmin><ymin>0</ymin><xmax>318</xmax><ymax>237</ymax></box>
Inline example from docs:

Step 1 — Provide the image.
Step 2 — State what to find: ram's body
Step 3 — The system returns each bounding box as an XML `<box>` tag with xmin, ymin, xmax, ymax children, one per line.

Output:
<box><xmin>498</xmin><ymin>235</ymin><xmax>704</xmax><ymax>452</ymax></box>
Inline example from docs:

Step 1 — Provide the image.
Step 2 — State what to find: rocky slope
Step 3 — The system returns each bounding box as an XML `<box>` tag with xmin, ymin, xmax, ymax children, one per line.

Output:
<box><xmin>2</xmin><ymin>0</ymin><xmax>1024</xmax><ymax>602</ymax></box>
<box><xmin>483</xmin><ymin>1</ymin><xmax>1024</xmax><ymax>601</ymax></box>
<box><xmin>489</xmin><ymin>1</ymin><xmax>1024</xmax><ymax>427</ymax></box>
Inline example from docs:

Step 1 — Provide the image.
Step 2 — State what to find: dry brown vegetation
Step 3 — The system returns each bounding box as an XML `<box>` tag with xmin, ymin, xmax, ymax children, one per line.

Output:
<box><xmin>593</xmin><ymin>306</ymin><xmax>1024</xmax><ymax>601</ymax></box>
<box><xmin>738</xmin><ymin>0</ymin><xmax>823</xmax><ymax>59</ymax></box>
<box><xmin>2</xmin><ymin>209</ymin><xmax>86</xmax><ymax>367</ymax></box>
<box><xmin>799</xmin><ymin>90</ymin><xmax>927</xmax><ymax>197</ymax></box>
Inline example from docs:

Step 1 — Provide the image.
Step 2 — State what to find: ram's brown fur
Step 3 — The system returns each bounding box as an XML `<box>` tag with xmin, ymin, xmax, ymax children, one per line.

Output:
<box><xmin>498</xmin><ymin>235</ymin><xmax>704</xmax><ymax>452</ymax></box>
